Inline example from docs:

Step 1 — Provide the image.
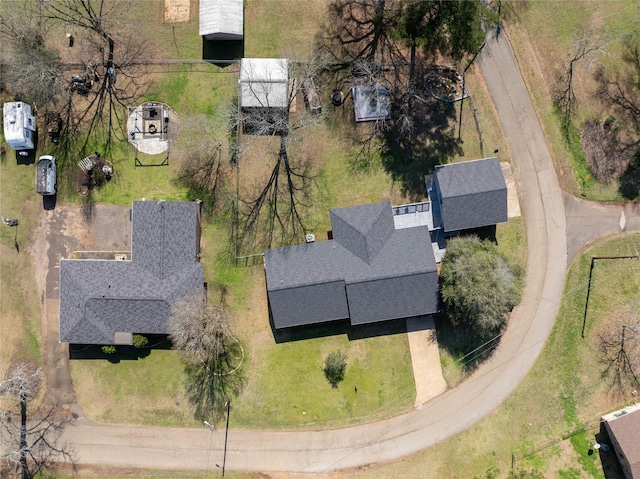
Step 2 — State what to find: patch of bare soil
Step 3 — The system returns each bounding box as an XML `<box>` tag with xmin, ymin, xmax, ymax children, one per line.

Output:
<box><xmin>581</xmin><ymin>119</ymin><xmax>633</xmax><ymax>183</ymax></box>
<box><xmin>164</xmin><ymin>0</ymin><xmax>190</xmax><ymax>23</ymax></box>
<box><xmin>72</xmin><ymin>155</ymin><xmax>116</xmax><ymax>197</ymax></box>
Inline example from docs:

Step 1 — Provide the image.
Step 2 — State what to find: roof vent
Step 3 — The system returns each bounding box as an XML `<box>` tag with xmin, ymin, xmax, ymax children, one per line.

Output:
<box><xmin>305</xmin><ymin>234</ymin><xmax>315</xmax><ymax>243</ymax></box>
<box><xmin>114</xmin><ymin>254</ymin><xmax>127</xmax><ymax>260</ymax></box>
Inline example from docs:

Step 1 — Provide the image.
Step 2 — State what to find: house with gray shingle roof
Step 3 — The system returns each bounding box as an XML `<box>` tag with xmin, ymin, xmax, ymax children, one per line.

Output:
<box><xmin>431</xmin><ymin>157</ymin><xmax>507</xmax><ymax>233</ymax></box>
<box><xmin>265</xmin><ymin>158</ymin><xmax>510</xmax><ymax>332</ymax></box>
<box><xmin>264</xmin><ymin>201</ymin><xmax>439</xmax><ymax>330</ymax></box>
<box><xmin>59</xmin><ymin>201</ymin><xmax>204</xmax><ymax>345</ymax></box>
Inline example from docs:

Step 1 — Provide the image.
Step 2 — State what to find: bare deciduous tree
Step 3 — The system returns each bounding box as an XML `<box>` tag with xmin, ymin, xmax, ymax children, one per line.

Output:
<box><xmin>0</xmin><ymin>361</ymin><xmax>73</xmax><ymax>479</ymax></box>
<box><xmin>595</xmin><ymin>32</ymin><xmax>640</xmax><ymax>142</ymax></box>
<box><xmin>233</xmin><ymin>55</ymin><xmax>329</xmax><ymax>253</ymax></box>
<box><xmin>238</xmin><ymin>136</ymin><xmax>315</xmax><ymax>252</ymax></box>
<box><xmin>174</xmin><ymin>115</ymin><xmax>232</xmax><ymax>216</ymax></box>
<box><xmin>597</xmin><ymin>306</ymin><xmax>640</xmax><ymax>392</ymax></box>
<box><xmin>36</xmin><ymin>0</ymin><xmax>149</xmax><ymax>158</ymax></box>
<box><xmin>0</xmin><ymin>3</ymin><xmax>65</xmax><ymax>106</ymax></box>
<box><xmin>167</xmin><ymin>292</ymin><xmax>244</xmax><ymax>420</ymax></box>
<box><xmin>554</xmin><ymin>29</ymin><xmax>608</xmax><ymax>128</ymax></box>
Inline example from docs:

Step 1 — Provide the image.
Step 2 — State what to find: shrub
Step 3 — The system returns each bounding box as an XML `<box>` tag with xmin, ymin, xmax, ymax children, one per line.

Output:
<box><xmin>324</xmin><ymin>350</ymin><xmax>347</xmax><ymax>388</ymax></box>
<box><xmin>132</xmin><ymin>334</ymin><xmax>148</xmax><ymax>348</ymax></box>
<box><xmin>101</xmin><ymin>345</ymin><xmax>117</xmax><ymax>354</ymax></box>
<box><xmin>440</xmin><ymin>236</ymin><xmax>522</xmax><ymax>338</ymax></box>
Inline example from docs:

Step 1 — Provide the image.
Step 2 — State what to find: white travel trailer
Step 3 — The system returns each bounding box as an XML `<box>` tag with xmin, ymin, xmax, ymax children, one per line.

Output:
<box><xmin>3</xmin><ymin>101</ymin><xmax>36</xmax><ymax>152</ymax></box>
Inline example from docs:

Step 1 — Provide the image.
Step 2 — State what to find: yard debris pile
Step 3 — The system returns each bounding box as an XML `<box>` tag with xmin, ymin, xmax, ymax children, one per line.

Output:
<box><xmin>423</xmin><ymin>66</ymin><xmax>464</xmax><ymax>102</ymax></box>
<box><xmin>73</xmin><ymin>153</ymin><xmax>115</xmax><ymax>197</ymax></box>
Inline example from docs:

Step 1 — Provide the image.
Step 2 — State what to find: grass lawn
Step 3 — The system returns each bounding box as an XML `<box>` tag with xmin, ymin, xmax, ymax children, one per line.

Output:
<box><xmin>70</xmin><ymin>348</ymin><xmax>198</xmax><ymax>427</ymax></box>
<box><xmin>505</xmin><ymin>1</ymin><xmax>640</xmax><ymax>200</ymax></box>
<box><xmin>0</xmin><ymin>142</ymin><xmax>45</xmax><ymax>369</ymax></box>
<box><xmin>232</xmin><ymin>311</ymin><xmax>415</xmax><ymax>429</ymax></box>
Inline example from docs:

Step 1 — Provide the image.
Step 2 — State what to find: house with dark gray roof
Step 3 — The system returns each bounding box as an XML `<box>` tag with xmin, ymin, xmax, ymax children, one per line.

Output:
<box><xmin>59</xmin><ymin>201</ymin><xmax>204</xmax><ymax>345</ymax></box>
<box><xmin>264</xmin><ymin>201</ymin><xmax>439</xmax><ymax>330</ymax></box>
<box><xmin>431</xmin><ymin>157</ymin><xmax>507</xmax><ymax>233</ymax></box>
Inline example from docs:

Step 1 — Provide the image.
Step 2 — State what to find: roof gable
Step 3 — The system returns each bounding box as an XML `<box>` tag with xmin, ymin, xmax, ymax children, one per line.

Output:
<box><xmin>330</xmin><ymin>201</ymin><xmax>395</xmax><ymax>264</ymax></box>
<box><xmin>434</xmin><ymin>157</ymin><xmax>508</xmax><ymax>232</ymax></box>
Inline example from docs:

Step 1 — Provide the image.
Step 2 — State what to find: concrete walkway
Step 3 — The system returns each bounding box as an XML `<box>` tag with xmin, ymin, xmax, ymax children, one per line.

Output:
<box><xmin>406</xmin><ymin>316</ymin><xmax>448</xmax><ymax>406</ymax></box>
<box><xmin>51</xmin><ymin>30</ymin><xmax>573</xmax><ymax>474</ymax></box>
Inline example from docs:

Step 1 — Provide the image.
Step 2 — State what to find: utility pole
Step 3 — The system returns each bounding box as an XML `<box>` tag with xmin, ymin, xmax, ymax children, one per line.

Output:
<box><xmin>222</xmin><ymin>401</ymin><xmax>230</xmax><ymax>477</ymax></box>
<box><xmin>458</xmin><ymin>42</ymin><xmax>486</xmax><ymax>140</ymax></box>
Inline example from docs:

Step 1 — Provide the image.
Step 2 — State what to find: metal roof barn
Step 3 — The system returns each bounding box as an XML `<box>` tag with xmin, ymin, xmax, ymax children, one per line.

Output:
<box><xmin>352</xmin><ymin>84</ymin><xmax>391</xmax><ymax>123</ymax></box>
<box><xmin>239</xmin><ymin>58</ymin><xmax>289</xmax><ymax>109</ymax></box>
<box><xmin>199</xmin><ymin>0</ymin><xmax>244</xmax><ymax>40</ymax></box>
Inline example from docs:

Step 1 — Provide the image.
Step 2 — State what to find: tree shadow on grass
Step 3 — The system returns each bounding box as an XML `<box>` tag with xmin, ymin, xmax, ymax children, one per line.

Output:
<box><xmin>185</xmin><ymin>350</ymin><xmax>246</xmax><ymax>421</ymax></box>
<box><xmin>380</xmin><ymin>97</ymin><xmax>463</xmax><ymax>198</ymax></box>
<box><xmin>618</xmin><ymin>153</ymin><xmax>640</xmax><ymax>200</ymax></box>
<box><xmin>434</xmin><ymin>312</ymin><xmax>502</xmax><ymax>374</ymax></box>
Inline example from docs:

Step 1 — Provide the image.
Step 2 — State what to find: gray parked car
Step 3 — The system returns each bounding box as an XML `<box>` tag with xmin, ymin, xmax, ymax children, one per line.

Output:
<box><xmin>35</xmin><ymin>155</ymin><xmax>57</xmax><ymax>196</ymax></box>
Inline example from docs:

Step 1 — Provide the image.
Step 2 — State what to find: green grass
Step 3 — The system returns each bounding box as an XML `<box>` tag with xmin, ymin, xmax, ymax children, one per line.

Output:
<box><xmin>496</xmin><ymin>217</ymin><xmax>527</xmax><ymax>276</ymax></box>
<box><xmin>70</xmin><ymin>348</ymin><xmax>198</xmax><ymax>427</ymax></box>
<box><xmin>232</xmin><ymin>331</ymin><xmax>415</xmax><ymax>429</ymax></box>
<box><xmin>560</xmin><ymin>117</ymin><xmax>597</xmax><ymax>194</ymax></box>
<box><xmin>0</xmin><ymin>138</ymin><xmax>44</xmax><ymax>367</ymax></box>
<box><xmin>244</xmin><ymin>0</ymin><xmax>330</xmax><ymax>58</ymax></box>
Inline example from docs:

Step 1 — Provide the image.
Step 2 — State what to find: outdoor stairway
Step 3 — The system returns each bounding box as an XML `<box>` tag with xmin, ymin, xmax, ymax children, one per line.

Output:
<box><xmin>78</xmin><ymin>156</ymin><xmax>96</xmax><ymax>171</ymax></box>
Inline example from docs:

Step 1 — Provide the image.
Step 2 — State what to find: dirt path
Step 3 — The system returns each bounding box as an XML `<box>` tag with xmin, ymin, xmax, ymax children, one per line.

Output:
<box><xmin>36</xmin><ymin>204</ymin><xmax>131</xmax><ymax>416</ymax></box>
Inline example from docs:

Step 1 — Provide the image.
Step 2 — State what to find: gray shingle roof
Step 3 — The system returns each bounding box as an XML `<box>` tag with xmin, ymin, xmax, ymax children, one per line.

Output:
<box><xmin>59</xmin><ymin>201</ymin><xmax>204</xmax><ymax>345</ymax></box>
<box><xmin>434</xmin><ymin>157</ymin><xmax>508</xmax><ymax>232</ymax></box>
<box><xmin>330</xmin><ymin>200</ymin><xmax>395</xmax><ymax>264</ymax></box>
<box><xmin>264</xmin><ymin>201</ymin><xmax>438</xmax><ymax>329</ymax></box>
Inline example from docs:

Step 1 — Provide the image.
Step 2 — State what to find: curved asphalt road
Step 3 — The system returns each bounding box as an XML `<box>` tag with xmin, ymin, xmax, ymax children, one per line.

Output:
<box><xmin>51</xmin><ymin>31</ymin><xmax>572</xmax><ymax>474</ymax></box>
